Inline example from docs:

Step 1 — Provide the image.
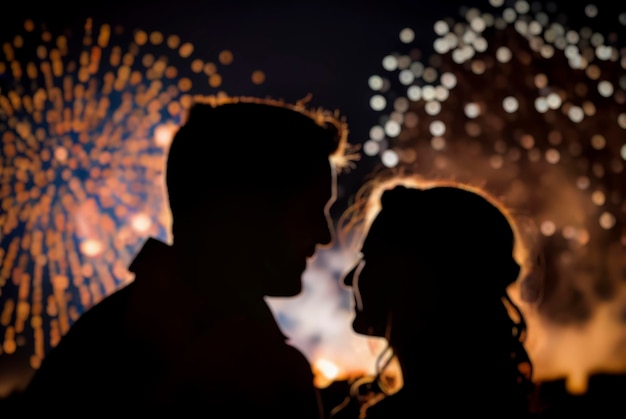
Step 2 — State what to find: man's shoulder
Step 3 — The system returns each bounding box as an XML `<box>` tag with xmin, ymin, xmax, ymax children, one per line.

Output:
<box><xmin>253</xmin><ymin>335</ymin><xmax>315</xmax><ymax>383</ymax></box>
<box><xmin>38</xmin><ymin>284</ymin><xmax>135</xmax><ymax>358</ymax></box>
<box><xmin>73</xmin><ymin>282</ymin><xmax>134</xmax><ymax>331</ymax></box>
<box><xmin>236</xmin><ymin>315</ymin><xmax>311</xmax><ymax>370</ymax></box>
<box><xmin>23</xmin><ymin>283</ymin><xmax>138</xmax><ymax>403</ymax></box>
<box><xmin>219</xmin><ymin>314</ymin><xmax>314</xmax><ymax>379</ymax></box>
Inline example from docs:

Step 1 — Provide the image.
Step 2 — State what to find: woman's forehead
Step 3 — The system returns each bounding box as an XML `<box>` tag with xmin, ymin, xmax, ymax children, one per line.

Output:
<box><xmin>361</xmin><ymin>215</ymin><xmax>397</xmax><ymax>254</ymax></box>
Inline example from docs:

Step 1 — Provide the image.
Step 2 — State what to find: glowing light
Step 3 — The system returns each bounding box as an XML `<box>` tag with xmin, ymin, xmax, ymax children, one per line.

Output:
<box><xmin>393</xmin><ymin>97</ymin><xmax>409</xmax><ymax>113</ymax></box>
<box><xmin>363</xmin><ymin>140</ymin><xmax>380</xmax><ymax>156</ymax></box>
<box><xmin>591</xmin><ymin>191</ymin><xmax>606</xmax><ymax>206</ymax></box>
<box><xmin>364</xmin><ymin>1</ymin><xmax>626</xmax><ymax>393</ymax></box>
<box><xmin>568</xmin><ymin>106</ymin><xmax>584</xmax><ymax>123</ymax></box>
<box><xmin>407</xmin><ymin>85</ymin><xmax>422</xmax><ymax>101</ymax></box>
<box><xmin>382</xmin><ymin>55</ymin><xmax>398</xmax><ymax>71</ymax></box>
<box><xmin>398</xmin><ymin>69</ymin><xmax>414</xmax><ymax>85</ymax></box>
<box><xmin>149</xmin><ymin>31</ymin><xmax>164</xmax><ymax>45</ymax></box>
<box><xmin>410</xmin><ymin>62</ymin><xmax>424</xmax><ymax>77</ymax></box>
<box><xmin>434</xmin><ymin>20</ymin><xmax>449</xmax><ymax>35</ymax></box>
<box><xmin>131</xmin><ymin>213</ymin><xmax>152</xmax><ymax>234</ymax></box>
<box><xmin>545</xmin><ymin>149</ymin><xmax>560</xmax><ymax>164</ymax></box>
<box><xmin>425</xmin><ymin>101</ymin><xmax>442</xmax><ymax>116</ymax></box>
<box><xmin>599</xmin><ymin>212</ymin><xmax>616</xmax><ymax>229</ymax></box>
<box><xmin>535</xmin><ymin>97</ymin><xmax>548</xmax><ymax>113</ymax></box>
<box><xmin>54</xmin><ymin>147</ymin><xmax>69</xmax><ymax>162</ymax></box>
<box><xmin>429</xmin><ymin>120</ymin><xmax>446</xmax><ymax>136</ymax></box>
<box><xmin>464</xmin><ymin>103</ymin><xmax>480</xmax><ymax>118</ymax></box>
<box><xmin>540</xmin><ymin>221</ymin><xmax>556</xmax><ymax>236</ymax></box>
<box><xmin>441</xmin><ymin>72</ymin><xmax>457</xmax><ymax>89</ymax></box>
<box><xmin>368</xmin><ymin>75</ymin><xmax>383</xmax><ymax>90</ymax></box>
<box><xmin>315</xmin><ymin>358</ymin><xmax>340</xmax><ymax>381</ymax></box>
<box><xmin>431</xmin><ymin>136</ymin><xmax>446</xmax><ymax>150</ymax></box>
<box><xmin>585</xmin><ymin>4</ymin><xmax>598</xmax><ymax>18</ymax></box>
<box><xmin>0</xmin><ymin>18</ymin><xmax>266</xmax><ymax>381</ymax></box>
<box><xmin>590</xmin><ymin>135</ymin><xmax>606</xmax><ymax>150</ymax></box>
<box><xmin>434</xmin><ymin>86</ymin><xmax>449</xmax><ymax>101</ymax></box>
<box><xmin>251</xmin><ymin>70</ymin><xmax>265</xmax><ymax>85</ymax></box>
<box><xmin>370</xmin><ymin>95</ymin><xmax>386</xmax><ymax>111</ymax></box>
<box><xmin>179</xmin><ymin>42</ymin><xmax>194</xmax><ymax>58</ymax></box>
<box><xmin>381</xmin><ymin>150</ymin><xmax>399</xmax><ymax>167</ymax></box>
<box><xmin>154</xmin><ymin>124</ymin><xmax>177</xmax><ymax>148</ymax></box>
<box><xmin>503</xmin><ymin>96</ymin><xmax>519</xmax><ymax>113</ymax></box>
<box><xmin>218</xmin><ymin>50</ymin><xmax>234</xmax><ymax>65</ymax></box>
<box><xmin>209</xmin><ymin>73</ymin><xmax>222</xmax><ymax>88</ymax></box>
<box><xmin>370</xmin><ymin>126</ymin><xmax>385</xmax><ymax>141</ymax></box>
<box><xmin>422</xmin><ymin>86</ymin><xmax>436</xmax><ymax>101</ymax></box>
<box><xmin>80</xmin><ymin>239</ymin><xmax>104</xmax><ymax>257</ymax></box>
<box><xmin>399</xmin><ymin>28</ymin><xmax>415</xmax><ymax>44</ymax></box>
<box><xmin>384</xmin><ymin>120</ymin><xmax>401</xmax><ymax>137</ymax></box>
<box><xmin>503</xmin><ymin>8</ymin><xmax>517</xmax><ymax>23</ymax></box>
<box><xmin>577</xmin><ymin>176</ymin><xmax>591</xmax><ymax>190</ymax></box>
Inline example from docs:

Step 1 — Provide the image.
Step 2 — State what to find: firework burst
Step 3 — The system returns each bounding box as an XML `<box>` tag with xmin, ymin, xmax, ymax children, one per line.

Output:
<box><xmin>364</xmin><ymin>1</ymin><xmax>626</xmax><ymax>310</ymax></box>
<box><xmin>0</xmin><ymin>18</ymin><xmax>265</xmax><ymax>371</ymax></box>
<box><xmin>361</xmin><ymin>0</ymin><xmax>626</xmax><ymax>391</ymax></box>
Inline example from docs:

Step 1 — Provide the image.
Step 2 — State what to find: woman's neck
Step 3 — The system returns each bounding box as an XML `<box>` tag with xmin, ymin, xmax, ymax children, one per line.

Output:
<box><xmin>390</xmin><ymin>298</ymin><xmax>513</xmax><ymax>389</ymax></box>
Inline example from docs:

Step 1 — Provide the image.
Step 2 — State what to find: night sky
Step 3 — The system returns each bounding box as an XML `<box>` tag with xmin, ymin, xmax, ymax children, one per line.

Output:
<box><xmin>1</xmin><ymin>0</ymin><xmax>619</xmax><ymax>209</ymax></box>
<box><xmin>0</xmin><ymin>0</ymin><xmax>513</xmax><ymax>211</ymax></box>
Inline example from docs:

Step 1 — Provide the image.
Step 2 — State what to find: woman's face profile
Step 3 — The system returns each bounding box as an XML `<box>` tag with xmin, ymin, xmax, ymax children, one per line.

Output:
<box><xmin>343</xmin><ymin>212</ymin><xmax>410</xmax><ymax>338</ymax></box>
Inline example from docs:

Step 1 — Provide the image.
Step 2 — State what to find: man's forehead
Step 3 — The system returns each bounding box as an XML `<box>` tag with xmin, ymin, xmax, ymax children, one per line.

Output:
<box><xmin>313</xmin><ymin>159</ymin><xmax>336</xmax><ymax>188</ymax></box>
<box><xmin>285</xmin><ymin>160</ymin><xmax>334</xmax><ymax>202</ymax></box>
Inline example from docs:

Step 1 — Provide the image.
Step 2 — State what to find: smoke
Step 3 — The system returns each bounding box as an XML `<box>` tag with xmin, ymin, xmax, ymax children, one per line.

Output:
<box><xmin>269</xmin><ymin>242</ymin><xmax>626</xmax><ymax>393</ymax></box>
<box><xmin>515</xmin><ymin>283</ymin><xmax>626</xmax><ymax>393</ymax></box>
<box><xmin>267</xmin><ymin>247</ymin><xmax>387</xmax><ymax>387</ymax></box>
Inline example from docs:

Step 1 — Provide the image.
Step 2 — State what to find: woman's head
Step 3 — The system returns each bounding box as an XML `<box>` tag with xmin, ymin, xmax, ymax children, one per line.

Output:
<box><xmin>342</xmin><ymin>180</ymin><xmax>522</xmax><ymax>338</ymax></box>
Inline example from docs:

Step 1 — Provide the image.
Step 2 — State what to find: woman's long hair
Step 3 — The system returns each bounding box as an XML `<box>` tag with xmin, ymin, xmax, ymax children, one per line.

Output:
<box><xmin>338</xmin><ymin>169</ymin><xmax>536</xmax><ymax>410</ymax></box>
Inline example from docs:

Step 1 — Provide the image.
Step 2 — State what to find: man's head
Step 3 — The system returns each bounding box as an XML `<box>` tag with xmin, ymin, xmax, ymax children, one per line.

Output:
<box><xmin>166</xmin><ymin>96</ymin><xmax>351</xmax><ymax>298</ymax></box>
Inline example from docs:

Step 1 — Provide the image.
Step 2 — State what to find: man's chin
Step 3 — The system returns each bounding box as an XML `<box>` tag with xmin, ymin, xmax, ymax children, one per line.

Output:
<box><xmin>262</xmin><ymin>262</ymin><xmax>305</xmax><ymax>297</ymax></box>
<box><xmin>266</xmin><ymin>290</ymin><xmax>302</xmax><ymax>298</ymax></box>
<box><xmin>265</xmin><ymin>282</ymin><xmax>302</xmax><ymax>298</ymax></box>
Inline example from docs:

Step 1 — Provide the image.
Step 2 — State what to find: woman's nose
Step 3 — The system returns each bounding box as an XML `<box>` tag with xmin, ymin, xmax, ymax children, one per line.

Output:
<box><xmin>342</xmin><ymin>265</ymin><xmax>357</xmax><ymax>287</ymax></box>
<box><xmin>316</xmin><ymin>212</ymin><xmax>334</xmax><ymax>248</ymax></box>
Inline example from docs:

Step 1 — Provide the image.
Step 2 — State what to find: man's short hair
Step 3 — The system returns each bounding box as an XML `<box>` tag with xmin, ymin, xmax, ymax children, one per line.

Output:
<box><xmin>166</xmin><ymin>96</ymin><xmax>352</xmax><ymax>219</ymax></box>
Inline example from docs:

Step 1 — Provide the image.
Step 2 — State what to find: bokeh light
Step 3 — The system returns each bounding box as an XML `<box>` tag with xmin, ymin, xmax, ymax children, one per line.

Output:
<box><xmin>364</xmin><ymin>1</ymin><xmax>626</xmax><ymax>393</ymax></box>
<box><xmin>0</xmin><ymin>17</ymin><xmax>265</xmax><ymax>391</ymax></box>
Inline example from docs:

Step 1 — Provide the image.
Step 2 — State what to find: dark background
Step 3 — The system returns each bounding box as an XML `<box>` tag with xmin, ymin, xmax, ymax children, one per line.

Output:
<box><xmin>1</xmin><ymin>0</ymin><xmax>625</xmax><ymax>414</ymax></box>
<box><xmin>1</xmin><ymin>0</ymin><xmax>622</xmax><ymax>211</ymax></box>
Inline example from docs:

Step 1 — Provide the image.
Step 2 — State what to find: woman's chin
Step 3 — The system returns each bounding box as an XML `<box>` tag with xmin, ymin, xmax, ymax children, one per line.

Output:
<box><xmin>352</xmin><ymin>315</ymin><xmax>385</xmax><ymax>338</ymax></box>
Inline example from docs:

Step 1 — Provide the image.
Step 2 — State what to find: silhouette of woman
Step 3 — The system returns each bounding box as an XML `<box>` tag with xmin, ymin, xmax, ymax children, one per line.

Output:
<box><xmin>338</xmin><ymin>181</ymin><xmax>534</xmax><ymax>418</ymax></box>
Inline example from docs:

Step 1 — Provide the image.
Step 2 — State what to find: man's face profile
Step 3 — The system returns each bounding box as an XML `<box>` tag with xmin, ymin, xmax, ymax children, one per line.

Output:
<box><xmin>257</xmin><ymin>161</ymin><xmax>337</xmax><ymax>297</ymax></box>
<box><xmin>165</xmin><ymin>100</ymin><xmax>349</xmax><ymax>301</ymax></box>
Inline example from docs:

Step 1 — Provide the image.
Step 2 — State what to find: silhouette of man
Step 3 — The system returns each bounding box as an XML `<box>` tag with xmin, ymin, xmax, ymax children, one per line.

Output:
<box><xmin>23</xmin><ymin>96</ymin><xmax>351</xmax><ymax>417</ymax></box>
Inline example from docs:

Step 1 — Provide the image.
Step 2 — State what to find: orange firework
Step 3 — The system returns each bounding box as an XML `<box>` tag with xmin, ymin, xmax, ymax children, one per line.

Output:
<box><xmin>0</xmin><ymin>17</ymin><xmax>265</xmax><ymax>382</ymax></box>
